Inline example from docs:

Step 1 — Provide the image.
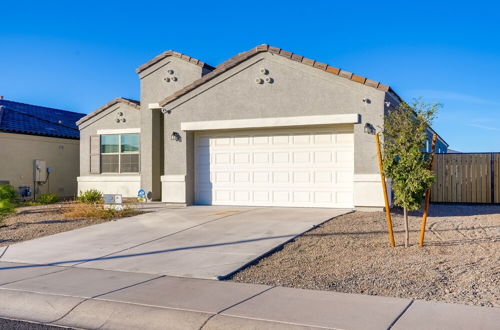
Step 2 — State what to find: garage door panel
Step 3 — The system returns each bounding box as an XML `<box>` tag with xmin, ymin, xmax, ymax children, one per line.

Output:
<box><xmin>195</xmin><ymin>127</ymin><xmax>353</xmax><ymax>208</ymax></box>
<box><xmin>273</xmin><ymin>172</ymin><xmax>290</xmax><ymax>184</ymax></box>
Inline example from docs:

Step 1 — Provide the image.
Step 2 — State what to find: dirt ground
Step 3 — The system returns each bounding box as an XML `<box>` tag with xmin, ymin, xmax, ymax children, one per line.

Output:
<box><xmin>0</xmin><ymin>203</ymin><xmax>128</xmax><ymax>247</ymax></box>
<box><xmin>232</xmin><ymin>204</ymin><xmax>500</xmax><ymax>307</ymax></box>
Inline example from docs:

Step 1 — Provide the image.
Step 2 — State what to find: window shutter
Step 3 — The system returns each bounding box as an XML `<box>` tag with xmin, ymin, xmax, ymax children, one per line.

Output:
<box><xmin>90</xmin><ymin>135</ymin><xmax>101</xmax><ymax>174</ymax></box>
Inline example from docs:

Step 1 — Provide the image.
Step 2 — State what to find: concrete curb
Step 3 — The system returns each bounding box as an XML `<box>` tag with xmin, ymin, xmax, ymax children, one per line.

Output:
<box><xmin>0</xmin><ymin>288</ymin><xmax>323</xmax><ymax>330</ymax></box>
<box><xmin>1</xmin><ymin>286</ymin><xmax>499</xmax><ymax>330</ymax></box>
<box><xmin>0</xmin><ymin>289</ymin><xmax>85</xmax><ymax>324</ymax></box>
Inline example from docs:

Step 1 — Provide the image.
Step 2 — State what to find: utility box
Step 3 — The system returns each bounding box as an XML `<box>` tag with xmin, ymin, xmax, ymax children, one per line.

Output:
<box><xmin>34</xmin><ymin>159</ymin><xmax>47</xmax><ymax>182</ymax></box>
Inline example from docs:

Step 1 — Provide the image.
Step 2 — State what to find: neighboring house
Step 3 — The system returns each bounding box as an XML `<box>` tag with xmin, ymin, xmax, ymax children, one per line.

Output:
<box><xmin>0</xmin><ymin>98</ymin><xmax>85</xmax><ymax>198</ymax></box>
<box><xmin>77</xmin><ymin>44</ymin><xmax>448</xmax><ymax>210</ymax></box>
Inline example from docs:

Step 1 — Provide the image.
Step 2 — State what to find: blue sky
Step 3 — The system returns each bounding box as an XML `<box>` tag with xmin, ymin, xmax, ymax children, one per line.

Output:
<box><xmin>1</xmin><ymin>1</ymin><xmax>499</xmax><ymax>151</ymax></box>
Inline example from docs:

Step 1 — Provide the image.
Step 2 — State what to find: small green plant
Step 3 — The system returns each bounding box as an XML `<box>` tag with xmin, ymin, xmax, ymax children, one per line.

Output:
<box><xmin>0</xmin><ymin>199</ymin><xmax>15</xmax><ymax>225</ymax></box>
<box><xmin>77</xmin><ymin>189</ymin><xmax>103</xmax><ymax>204</ymax></box>
<box><xmin>382</xmin><ymin>99</ymin><xmax>440</xmax><ymax>247</ymax></box>
<box><xmin>37</xmin><ymin>193</ymin><xmax>59</xmax><ymax>204</ymax></box>
<box><xmin>0</xmin><ymin>184</ymin><xmax>16</xmax><ymax>202</ymax></box>
<box><xmin>0</xmin><ymin>184</ymin><xmax>17</xmax><ymax>225</ymax></box>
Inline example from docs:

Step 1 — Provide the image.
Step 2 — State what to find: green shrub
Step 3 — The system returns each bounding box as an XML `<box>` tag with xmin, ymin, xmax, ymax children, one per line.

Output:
<box><xmin>77</xmin><ymin>189</ymin><xmax>103</xmax><ymax>204</ymax></box>
<box><xmin>0</xmin><ymin>199</ymin><xmax>15</xmax><ymax>217</ymax></box>
<box><xmin>0</xmin><ymin>184</ymin><xmax>16</xmax><ymax>202</ymax></box>
<box><xmin>37</xmin><ymin>193</ymin><xmax>59</xmax><ymax>204</ymax></box>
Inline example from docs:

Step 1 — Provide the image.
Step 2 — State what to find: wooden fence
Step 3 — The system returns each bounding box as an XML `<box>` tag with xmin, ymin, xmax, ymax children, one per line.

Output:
<box><xmin>431</xmin><ymin>153</ymin><xmax>500</xmax><ymax>203</ymax></box>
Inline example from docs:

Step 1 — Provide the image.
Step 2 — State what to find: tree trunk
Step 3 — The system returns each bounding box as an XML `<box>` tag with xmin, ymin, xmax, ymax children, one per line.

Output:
<box><xmin>403</xmin><ymin>207</ymin><xmax>409</xmax><ymax>247</ymax></box>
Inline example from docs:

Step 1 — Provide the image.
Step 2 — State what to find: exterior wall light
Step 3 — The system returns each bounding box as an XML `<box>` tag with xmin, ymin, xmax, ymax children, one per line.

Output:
<box><xmin>364</xmin><ymin>123</ymin><xmax>376</xmax><ymax>135</ymax></box>
<box><xmin>171</xmin><ymin>132</ymin><xmax>182</xmax><ymax>142</ymax></box>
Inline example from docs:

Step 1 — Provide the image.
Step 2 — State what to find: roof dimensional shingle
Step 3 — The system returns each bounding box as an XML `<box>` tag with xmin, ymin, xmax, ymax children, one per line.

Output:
<box><xmin>76</xmin><ymin>97</ymin><xmax>140</xmax><ymax>126</ymax></box>
<box><xmin>136</xmin><ymin>50</ymin><xmax>215</xmax><ymax>74</ymax></box>
<box><xmin>0</xmin><ymin>99</ymin><xmax>85</xmax><ymax>139</ymax></box>
<box><xmin>158</xmin><ymin>44</ymin><xmax>400</xmax><ymax>108</ymax></box>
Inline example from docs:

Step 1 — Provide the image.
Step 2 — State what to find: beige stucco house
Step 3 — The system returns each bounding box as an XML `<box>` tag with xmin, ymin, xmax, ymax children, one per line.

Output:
<box><xmin>0</xmin><ymin>99</ymin><xmax>84</xmax><ymax>198</ymax></box>
<box><xmin>77</xmin><ymin>44</ymin><xmax>448</xmax><ymax>210</ymax></box>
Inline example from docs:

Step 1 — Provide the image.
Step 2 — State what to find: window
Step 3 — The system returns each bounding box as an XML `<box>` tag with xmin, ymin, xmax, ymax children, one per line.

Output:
<box><xmin>101</xmin><ymin>134</ymin><xmax>140</xmax><ymax>173</ymax></box>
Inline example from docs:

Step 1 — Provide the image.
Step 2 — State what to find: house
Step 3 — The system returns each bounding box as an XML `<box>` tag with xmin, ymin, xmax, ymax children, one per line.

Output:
<box><xmin>76</xmin><ymin>45</ymin><xmax>448</xmax><ymax>210</ymax></box>
<box><xmin>0</xmin><ymin>98</ymin><xmax>85</xmax><ymax>198</ymax></box>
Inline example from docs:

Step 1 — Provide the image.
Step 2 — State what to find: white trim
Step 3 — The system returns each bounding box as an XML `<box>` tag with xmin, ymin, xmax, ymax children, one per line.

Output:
<box><xmin>181</xmin><ymin>114</ymin><xmax>360</xmax><ymax>131</ymax></box>
<box><xmin>149</xmin><ymin>103</ymin><xmax>160</xmax><ymax>109</ymax></box>
<box><xmin>161</xmin><ymin>175</ymin><xmax>186</xmax><ymax>182</ymax></box>
<box><xmin>97</xmin><ymin>128</ymin><xmax>141</xmax><ymax>135</ymax></box>
<box><xmin>77</xmin><ymin>175</ymin><xmax>140</xmax><ymax>182</ymax></box>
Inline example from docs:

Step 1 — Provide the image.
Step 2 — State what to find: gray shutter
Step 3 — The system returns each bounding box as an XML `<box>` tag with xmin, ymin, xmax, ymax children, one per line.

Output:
<box><xmin>90</xmin><ymin>135</ymin><xmax>101</xmax><ymax>174</ymax></box>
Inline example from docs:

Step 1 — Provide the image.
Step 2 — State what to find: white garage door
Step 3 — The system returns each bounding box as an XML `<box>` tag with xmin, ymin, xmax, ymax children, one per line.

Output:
<box><xmin>195</xmin><ymin>126</ymin><xmax>354</xmax><ymax>208</ymax></box>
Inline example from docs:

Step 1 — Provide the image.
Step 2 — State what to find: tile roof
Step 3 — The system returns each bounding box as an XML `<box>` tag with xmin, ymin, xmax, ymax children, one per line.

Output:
<box><xmin>0</xmin><ymin>99</ymin><xmax>85</xmax><ymax>139</ymax></box>
<box><xmin>136</xmin><ymin>50</ymin><xmax>215</xmax><ymax>74</ymax></box>
<box><xmin>159</xmin><ymin>44</ymin><xmax>400</xmax><ymax>108</ymax></box>
<box><xmin>76</xmin><ymin>97</ymin><xmax>140</xmax><ymax>126</ymax></box>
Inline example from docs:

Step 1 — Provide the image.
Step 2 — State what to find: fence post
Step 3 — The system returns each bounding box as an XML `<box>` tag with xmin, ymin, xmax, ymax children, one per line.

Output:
<box><xmin>491</xmin><ymin>153</ymin><xmax>495</xmax><ymax>203</ymax></box>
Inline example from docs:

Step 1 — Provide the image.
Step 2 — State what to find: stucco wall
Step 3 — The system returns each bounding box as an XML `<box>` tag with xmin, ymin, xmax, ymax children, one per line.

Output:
<box><xmin>0</xmin><ymin>132</ymin><xmax>80</xmax><ymax>198</ymax></box>
<box><xmin>77</xmin><ymin>102</ymin><xmax>141</xmax><ymax>197</ymax></box>
<box><xmin>161</xmin><ymin>52</ymin><xmax>387</xmax><ymax>205</ymax></box>
<box><xmin>139</xmin><ymin>56</ymin><xmax>206</xmax><ymax>200</ymax></box>
<box><xmin>79</xmin><ymin>102</ymin><xmax>141</xmax><ymax>176</ymax></box>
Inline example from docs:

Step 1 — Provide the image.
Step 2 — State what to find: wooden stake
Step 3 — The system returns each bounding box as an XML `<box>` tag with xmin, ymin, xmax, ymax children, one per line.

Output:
<box><xmin>375</xmin><ymin>133</ymin><xmax>395</xmax><ymax>247</ymax></box>
<box><xmin>419</xmin><ymin>134</ymin><xmax>437</xmax><ymax>247</ymax></box>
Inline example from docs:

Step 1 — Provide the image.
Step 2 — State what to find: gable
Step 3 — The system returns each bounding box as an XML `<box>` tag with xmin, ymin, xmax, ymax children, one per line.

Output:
<box><xmin>139</xmin><ymin>56</ymin><xmax>210</xmax><ymax>105</ymax></box>
<box><xmin>159</xmin><ymin>44</ymin><xmax>397</xmax><ymax>108</ymax></box>
<box><xmin>163</xmin><ymin>52</ymin><xmax>386</xmax><ymax>118</ymax></box>
<box><xmin>77</xmin><ymin>99</ymin><xmax>140</xmax><ymax>130</ymax></box>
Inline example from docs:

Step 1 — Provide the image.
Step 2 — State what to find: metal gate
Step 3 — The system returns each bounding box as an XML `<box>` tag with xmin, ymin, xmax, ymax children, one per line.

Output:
<box><xmin>431</xmin><ymin>153</ymin><xmax>500</xmax><ymax>203</ymax></box>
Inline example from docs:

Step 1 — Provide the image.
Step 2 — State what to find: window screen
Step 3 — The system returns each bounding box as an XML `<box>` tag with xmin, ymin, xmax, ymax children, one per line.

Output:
<box><xmin>100</xmin><ymin>134</ymin><xmax>140</xmax><ymax>173</ymax></box>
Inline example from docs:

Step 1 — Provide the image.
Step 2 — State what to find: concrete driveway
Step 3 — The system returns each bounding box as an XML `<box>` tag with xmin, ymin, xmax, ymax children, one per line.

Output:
<box><xmin>0</xmin><ymin>206</ymin><xmax>350</xmax><ymax>279</ymax></box>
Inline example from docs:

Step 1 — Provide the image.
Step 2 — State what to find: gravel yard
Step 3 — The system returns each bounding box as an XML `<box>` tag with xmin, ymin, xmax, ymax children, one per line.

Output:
<box><xmin>231</xmin><ymin>204</ymin><xmax>500</xmax><ymax>307</ymax></box>
<box><xmin>0</xmin><ymin>203</ymin><xmax>138</xmax><ymax>247</ymax></box>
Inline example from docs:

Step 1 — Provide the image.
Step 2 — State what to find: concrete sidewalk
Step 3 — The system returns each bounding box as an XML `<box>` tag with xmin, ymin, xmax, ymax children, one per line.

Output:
<box><xmin>0</xmin><ymin>262</ymin><xmax>498</xmax><ymax>330</ymax></box>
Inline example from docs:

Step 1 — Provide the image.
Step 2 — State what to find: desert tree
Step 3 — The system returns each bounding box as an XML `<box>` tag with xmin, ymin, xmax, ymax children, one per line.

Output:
<box><xmin>382</xmin><ymin>100</ymin><xmax>440</xmax><ymax>247</ymax></box>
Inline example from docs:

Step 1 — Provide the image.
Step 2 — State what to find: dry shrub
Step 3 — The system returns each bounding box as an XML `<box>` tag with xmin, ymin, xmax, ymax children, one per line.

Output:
<box><xmin>63</xmin><ymin>203</ymin><xmax>140</xmax><ymax>220</ymax></box>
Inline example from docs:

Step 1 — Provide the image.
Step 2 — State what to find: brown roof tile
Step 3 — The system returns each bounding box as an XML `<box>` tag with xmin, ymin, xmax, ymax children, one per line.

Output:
<box><xmin>377</xmin><ymin>83</ymin><xmax>390</xmax><ymax>92</ymax></box>
<box><xmin>302</xmin><ymin>58</ymin><xmax>315</xmax><ymax>66</ymax></box>
<box><xmin>351</xmin><ymin>74</ymin><xmax>366</xmax><ymax>84</ymax></box>
<box><xmin>158</xmin><ymin>44</ymin><xmax>397</xmax><ymax>107</ymax></box>
<box><xmin>279</xmin><ymin>49</ymin><xmax>293</xmax><ymax>58</ymax></box>
<box><xmin>339</xmin><ymin>70</ymin><xmax>353</xmax><ymax>79</ymax></box>
<box><xmin>326</xmin><ymin>65</ymin><xmax>340</xmax><ymax>75</ymax></box>
<box><xmin>291</xmin><ymin>54</ymin><xmax>304</xmax><ymax>62</ymax></box>
<box><xmin>268</xmin><ymin>46</ymin><xmax>281</xmax><ymax>54</ymax></box>
<box><xmin>313</xmin><ymin>61</ymin><xmax>328</xmax><ymax>70</ymax></box>
<box><xmin>364</xmin><ymin>79</ymin><xmax>380</xmax><ymax>88</ymax></box>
